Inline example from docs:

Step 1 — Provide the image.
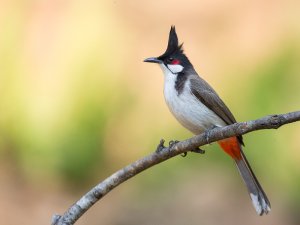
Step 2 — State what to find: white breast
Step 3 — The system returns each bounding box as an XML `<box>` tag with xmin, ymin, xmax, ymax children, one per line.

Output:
<box><xmin>160</xmin><ymin>64</ymin><xmax>226</xmax><ymax>134</ymax></box>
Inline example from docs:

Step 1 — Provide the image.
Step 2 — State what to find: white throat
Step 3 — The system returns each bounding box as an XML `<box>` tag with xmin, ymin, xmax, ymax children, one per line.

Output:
<box><xmin>159</xmin><ymin>63</ymin><xmax>177</xmax><ymax>88</ymax></box>
<box><xmin>159</xmin><ymin>63</ymin><xmax>184</xmax><ymax>75</ymax></box>
<box><xmin>167</xmin><ymin>64</ymin><xmax>184</xmax><ymax>74</ymax></box>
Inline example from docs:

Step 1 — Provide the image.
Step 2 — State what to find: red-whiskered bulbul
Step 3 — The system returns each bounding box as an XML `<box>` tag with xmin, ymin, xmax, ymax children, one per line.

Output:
<box><xmin>144</xmin><ymin>26</ymin><xmax>271</xmax><ymax>215</ymax></box>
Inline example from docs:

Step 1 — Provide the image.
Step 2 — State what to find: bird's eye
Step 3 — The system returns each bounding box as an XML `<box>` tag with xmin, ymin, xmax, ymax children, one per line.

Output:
<box><xmin>169</xmin><ymin>58</ymin><xmax>180</xmax><ymax>65</ymax></box>
<box><xmin>166</xmin><ymin>57</ymin><xmax>180</xmax><ymax>65</ymax></box>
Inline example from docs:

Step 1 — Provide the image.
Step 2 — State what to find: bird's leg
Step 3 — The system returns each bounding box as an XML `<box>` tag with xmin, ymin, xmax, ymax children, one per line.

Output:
<box><xmin>156</xmin><ymin>139</ymin><xmax>165</xmax><ymax>153</ymax></box>
<box><xmin>191</xmin><ymin>147</ymin><xmax>205</xmax><ymax>154</ymax></box>
<box><xmin>204</xmin><ymin>125</ymin><xmax>218</xmax><ymax>145</ymax></box>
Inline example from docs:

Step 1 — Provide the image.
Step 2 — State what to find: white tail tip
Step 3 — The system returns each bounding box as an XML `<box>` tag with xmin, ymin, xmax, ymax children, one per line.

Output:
<box><xmin>250</xmin><ymin>193</ymin><xmax>271</xmax><ymax>215</ymax></box>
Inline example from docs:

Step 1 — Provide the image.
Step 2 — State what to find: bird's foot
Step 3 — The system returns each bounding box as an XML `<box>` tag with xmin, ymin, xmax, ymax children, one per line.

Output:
<box><xmin>156</xmin><ymin>139</ymin><xmax>205</xmax><ymax>157</ymax></box>
<box><xmin>181</xmin><ymin>152</ymin><xmax>188</xmax><ymax>157</ymax></box>
<box><xmin>191</xmin><ymin>147</ymin><xmax>205</xmax><ymax>154</ymax></box>
<box><xmin>168</xmin><ymin>140</ymin><xmax>188</xmax><ymax>157</ymax></box>
<box><xmin>156</xmin><ymin>139</ymin><xmax>165</xmax><ymax>153</ymax></box>
<box><xmin>181</xmin><ymin>147</ymin><xmax>205</xmax><ymax>157</ymax></box>
<box><xmin>169</xmin><ymin>140</ymin><xmax>180</xmax><ymax>148</ymax></box>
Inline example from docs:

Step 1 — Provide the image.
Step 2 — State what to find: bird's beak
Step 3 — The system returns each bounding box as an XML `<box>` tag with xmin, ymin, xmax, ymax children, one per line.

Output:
<box><xmin>143</xmin><ymin>57</ymin><xmax>163</xmax><ymax>64</ymax></box>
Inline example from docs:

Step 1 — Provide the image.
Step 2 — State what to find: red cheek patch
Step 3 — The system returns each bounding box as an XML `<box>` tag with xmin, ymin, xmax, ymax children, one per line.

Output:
<box><xmin>171</xmin><ymin>59</ymin><xmax>180</xmax><ymax>65</ymax></box>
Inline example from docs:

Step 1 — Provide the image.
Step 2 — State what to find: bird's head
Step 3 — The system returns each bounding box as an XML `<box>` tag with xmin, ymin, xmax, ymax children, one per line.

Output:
<box><xmin>144</xmin><ymin>26</ymin><xmax>192</xmax><ymax>74</ymax></box>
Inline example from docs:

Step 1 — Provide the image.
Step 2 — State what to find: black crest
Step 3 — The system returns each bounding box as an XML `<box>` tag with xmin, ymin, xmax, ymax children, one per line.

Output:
<box><xmin>159</xmin><ymin>26</ymin><xmax>183</xmax><ymax>59</ymax></box>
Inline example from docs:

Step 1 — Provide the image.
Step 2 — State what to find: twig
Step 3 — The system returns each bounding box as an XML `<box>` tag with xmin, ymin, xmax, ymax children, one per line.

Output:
<box><xmin>52</xmin><ymin>111</ymin><xmax>300</xmax><ymax>225</ymax></box>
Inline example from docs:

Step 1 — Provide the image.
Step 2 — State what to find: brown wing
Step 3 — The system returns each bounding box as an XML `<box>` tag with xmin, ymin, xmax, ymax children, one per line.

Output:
<box><xmin>189</xmin><ymin>75</ymin><xmax>244</xmax><ymax>145</ymax></box>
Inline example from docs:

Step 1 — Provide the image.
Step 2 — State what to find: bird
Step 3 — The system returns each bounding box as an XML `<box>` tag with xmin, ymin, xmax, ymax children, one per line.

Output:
<box><xmin>144</xmin><ymin>26</ymin><xmax>271</xmax><ymax>215</ymax></box>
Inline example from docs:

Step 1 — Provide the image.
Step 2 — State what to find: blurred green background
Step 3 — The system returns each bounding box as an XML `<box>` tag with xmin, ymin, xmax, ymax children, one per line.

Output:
<box><xmin>0</xmin><ymin>0</ymin><xmax>300</xmax><ymax>224</ymax></box>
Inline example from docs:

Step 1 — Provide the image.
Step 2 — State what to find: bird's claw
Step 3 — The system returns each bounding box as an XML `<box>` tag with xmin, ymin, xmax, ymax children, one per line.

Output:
<box><xmin>191</xmin><ymin>147</ymin><xmax>205</xmax><ymax>154</ymax></box>
<box><xmin>156</xmin><ymin>139</ymin><xmax>165</xmax><ymax>153</ymax></box>
<box><xmin>169</xmin><ymin>140</ymin><xmax>179</xmax><ymax>148</ymax></box>
<box><xmin>181</xmin><ymin>152</ymin><xmax>187</xmax><ymax>157</ymax></box>
<box><xmin>181</xmin><ymin>146</ymin><xmax>205</xmax><ymax>157</ymax></box>
<box><xmin>156</xmin><ymin>139</ymin><xmax>205</xmax><ymax>157</ymax></box>
<box><xmin>169</xmin><ymin>140</ymin><xmax>188</xmax><ymax>157</ymax></box>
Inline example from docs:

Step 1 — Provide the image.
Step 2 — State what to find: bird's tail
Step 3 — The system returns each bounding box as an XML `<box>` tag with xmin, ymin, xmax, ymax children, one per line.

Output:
<box><xmin>235</xmin><ymin>150</ymin><xmax>271</xmax><ymax>215</ymax></box>
<box><xmin>218</xmin><ymin>137</ymin><xmax>271</xmax><ymax>215</ymax></box>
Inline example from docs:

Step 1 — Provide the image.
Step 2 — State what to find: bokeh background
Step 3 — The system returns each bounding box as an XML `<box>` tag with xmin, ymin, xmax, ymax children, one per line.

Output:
<box><xmin>1</xmin><ymin>0</ymin><xmax>300</xmax><ymax>224</ymax></box>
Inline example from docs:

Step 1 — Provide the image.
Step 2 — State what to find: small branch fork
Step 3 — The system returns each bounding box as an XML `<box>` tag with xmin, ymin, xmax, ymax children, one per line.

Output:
<box><xmin>52</xmin><ymin>111</ymin><xmax>300</xmax><ymax>225</ymax></box>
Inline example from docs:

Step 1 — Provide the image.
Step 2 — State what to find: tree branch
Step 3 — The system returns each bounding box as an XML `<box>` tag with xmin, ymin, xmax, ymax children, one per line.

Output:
<box><xmin>52</xmin><ymin>111</ymin><xmax>300</xmax><ymax>225</ymax></box>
